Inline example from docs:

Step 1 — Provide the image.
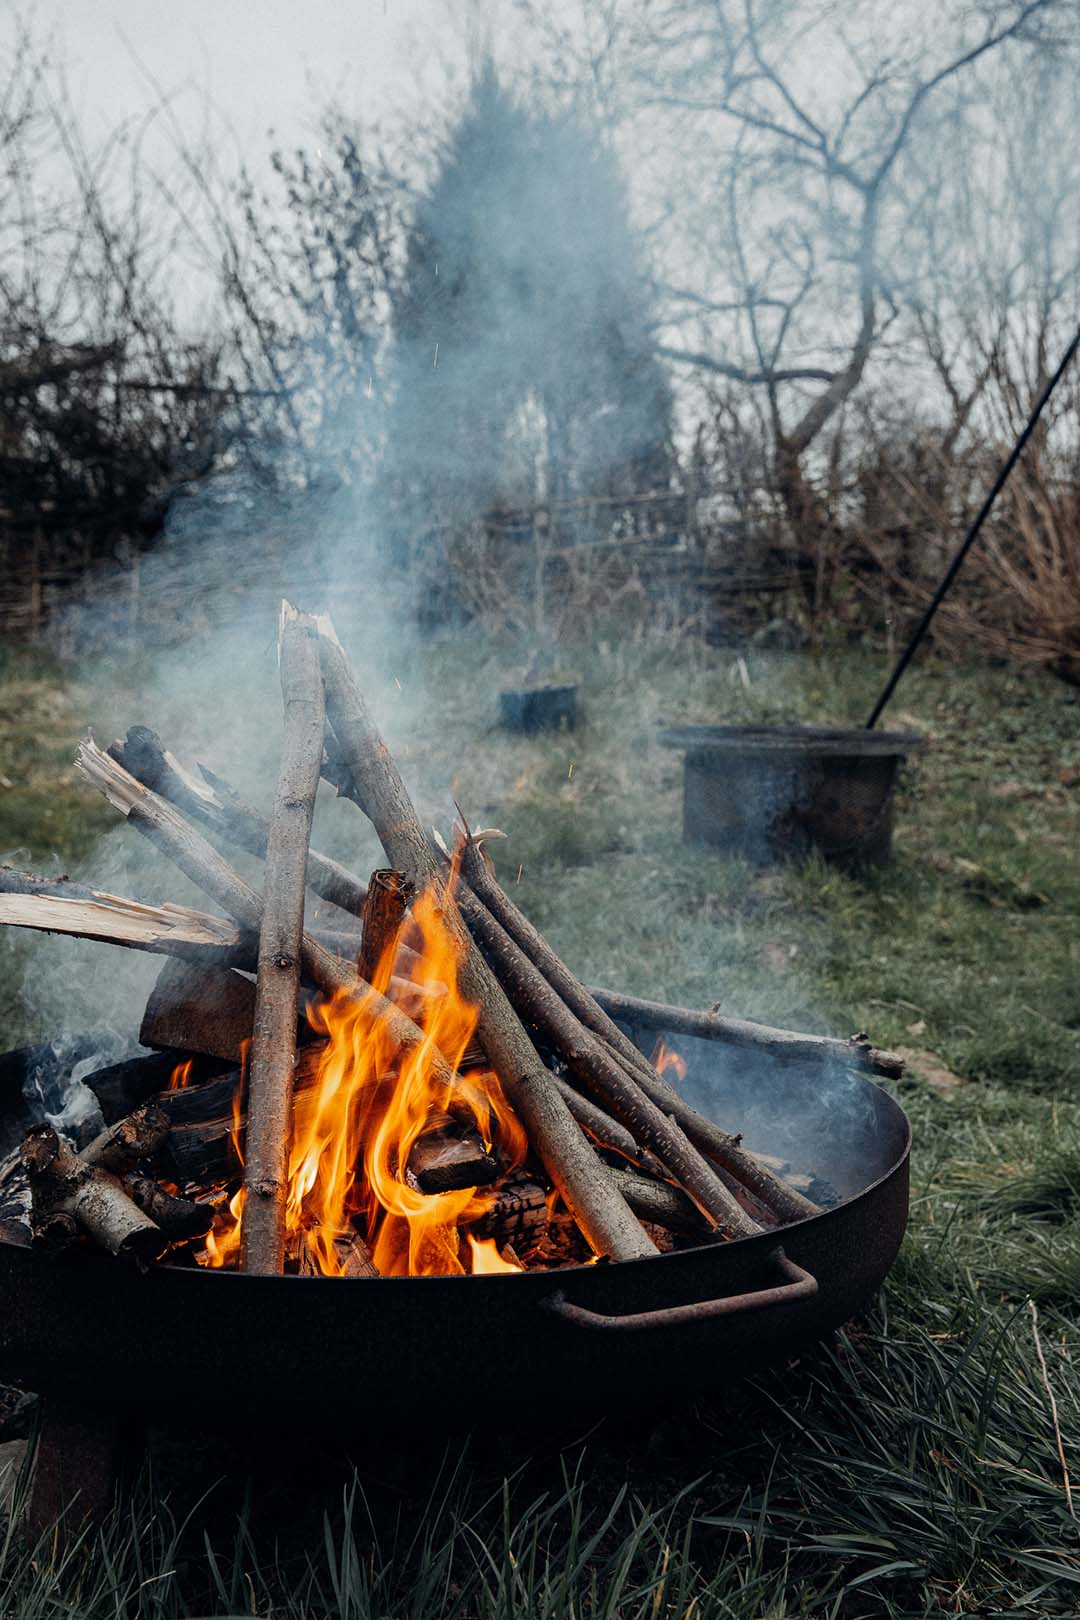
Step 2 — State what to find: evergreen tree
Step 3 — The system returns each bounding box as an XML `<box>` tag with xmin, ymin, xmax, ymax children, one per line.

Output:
<box><xmin>386</xmin><ymin>65</ymin><xmax>673</xmax><ymax>531</ymax></box>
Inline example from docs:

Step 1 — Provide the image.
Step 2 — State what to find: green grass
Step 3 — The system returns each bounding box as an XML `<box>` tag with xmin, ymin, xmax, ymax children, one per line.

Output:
<box><xmin>2</xmin><ymin>629</ymin><xmax>1080</xmax><ymax>1615</ymax></box>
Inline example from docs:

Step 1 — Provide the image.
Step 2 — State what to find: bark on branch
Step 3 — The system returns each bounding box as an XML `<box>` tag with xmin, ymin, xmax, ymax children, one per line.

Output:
<box><xmin>242</xmin><ymin>603</ymin><xmax>326</xmax><ymax>1276</ymax></box>
<box><xmin>316</xmin><ymin>617</ymin><xmax>656</xmax><ymax>1262</ymax></box>
<box><xmin>107</xmin><ymin>726</ymin><xmax>368</xmax><ymax>918</ymax></box>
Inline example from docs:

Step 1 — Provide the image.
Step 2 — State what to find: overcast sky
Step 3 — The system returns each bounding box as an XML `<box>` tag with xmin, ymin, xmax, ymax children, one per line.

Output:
<box><xmin>3</xmin><ymin>0</ymin><xmax>472</xmax><ymax>175</ymax></box>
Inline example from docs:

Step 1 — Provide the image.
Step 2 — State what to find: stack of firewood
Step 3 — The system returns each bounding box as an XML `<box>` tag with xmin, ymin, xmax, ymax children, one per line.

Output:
<box><xmin>0</xmin><ymin>605</ymin><xmax>902</xmax><ymax>1276</ymax></box>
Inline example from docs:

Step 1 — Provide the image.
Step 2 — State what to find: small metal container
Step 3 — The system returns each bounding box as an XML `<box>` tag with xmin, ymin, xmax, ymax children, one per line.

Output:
<box><xmin>499</xmin><ymin>685</ymin><xmax>578</xmax><ymax>734</ymax></box>
<box><xmin>658</xmin><ymin>724</ymin><xmax>924</xmax><ymax>866</ymax></box>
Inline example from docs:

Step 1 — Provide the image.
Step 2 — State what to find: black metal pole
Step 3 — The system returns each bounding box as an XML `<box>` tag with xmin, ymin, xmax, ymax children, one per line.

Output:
<box><xmin>866</xmin><ymin>322</ymin><xmax>1080</xmax><ymax>729</ymax></box>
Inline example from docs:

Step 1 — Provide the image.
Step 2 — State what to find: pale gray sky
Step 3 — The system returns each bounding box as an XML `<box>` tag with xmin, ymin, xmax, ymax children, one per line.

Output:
<box><xmin>4</xmin><ymin>0</ymin><xmax>470</xmax><ymax>176</ymax></box>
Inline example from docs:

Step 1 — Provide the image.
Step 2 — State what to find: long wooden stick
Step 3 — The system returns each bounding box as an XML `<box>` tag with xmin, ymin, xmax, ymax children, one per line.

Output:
<box><xmin>242</xmin><ymin>604</ymin><xmax>326</xmax><ymax>1275</ymax></box>
<box><xmin>455</xmin><ymin>875</ymin><xmax>760</xmax><ymax>1236</ymax></box>
<box><xmin>317</xmin><ymin>618</ymin><xmax>656</xmax><ymax>1262</ymax></box>
<box><xmin>73</xmin><ymin>740</ymin><xmax>461</xmax><ymax>1096</ymax></box>
<box><xmin>108</xmin><ymin>726</ymin><xmax>368</xmax><ymax>918</ymax></box>
<box><xmin>586</xmin><ymin>986</ymin><xmax>905</xmax><ymax>1078</ymax></box>
<box><xmin>457</xmin><ymin>848</ymin><xmax>819</xmax><ymax>1223</ymax></box>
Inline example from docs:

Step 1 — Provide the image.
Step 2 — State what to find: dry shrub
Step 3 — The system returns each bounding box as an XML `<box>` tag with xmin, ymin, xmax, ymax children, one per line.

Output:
<box><xmin>847</xmin><ymin>418</ymin><xmax>1080</xmax><ymax>676</ymax></box>
<box><xmin>947</xmin><ymin>463</ymin><xmax>1080</xmax><ymax>676</ymax></box>
<box><xmin>410</xmin><ymin>501</ymin><xmax>712</xmax><ymax>645</ymax></box>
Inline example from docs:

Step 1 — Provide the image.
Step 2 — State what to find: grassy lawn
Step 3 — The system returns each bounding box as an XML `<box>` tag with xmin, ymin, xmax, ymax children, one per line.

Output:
<box><xmin>1</xmin><ymin>629</ymin><xmax>1079</xmax><ymax>1615</ymax></box>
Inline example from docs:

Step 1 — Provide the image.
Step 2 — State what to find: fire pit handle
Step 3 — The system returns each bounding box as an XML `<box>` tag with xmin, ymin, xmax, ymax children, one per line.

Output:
<box><xmin>538</xmin><ymin>1245</ymin><xmax>817</xmax><ymax>1332</ymax></box>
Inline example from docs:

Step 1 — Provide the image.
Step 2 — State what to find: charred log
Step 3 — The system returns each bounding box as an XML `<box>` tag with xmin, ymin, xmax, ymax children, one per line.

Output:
<box><xmin>406</xmin><ymin>1115</ymin><xmax>499</xmax><ymax>1195</ymax></box>
<box><xmin>125</xmin><ymin>1174</ymin><xmax>214</xmax><ymax>1240</ymax></box>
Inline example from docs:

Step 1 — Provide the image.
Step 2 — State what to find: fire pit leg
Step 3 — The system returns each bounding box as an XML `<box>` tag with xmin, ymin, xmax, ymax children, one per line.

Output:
<box><xmin>24</xmin><ymin>1398</ymin><xmax>135</xmax><ymax>1545</ymax></box>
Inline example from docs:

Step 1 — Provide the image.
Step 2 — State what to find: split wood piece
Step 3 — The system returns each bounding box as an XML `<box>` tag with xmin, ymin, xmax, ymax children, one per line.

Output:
<box><xmin>125</xmin><ymin>1174</ymin><xmax>214</xmax><ymax>1240</ymax></box>
<box><xmin>334</xmin><ymin>1230</ymin><xmax>379</xmax><ymax>1278</ymax></box>
<box><xmin>73</xmin><ymin>739</ymin><xmax>467</xmax><ymax>1112</ymax></box>
<box><xmin>0</xmin><ymin>869</ymin><xmax>256</xmax><ymax>965</ymax></box>
<box><xmin>242</xmin><ymin>603</ymin><xmax>326</xmax><ymax>1276</ymax></box>
<box><xmin>88</xmin><ymin>1050</ymin><xmax>226</xmax><ymax>1125</ymax></box>
<box><xmin>406</xmin><ymin>1114</ymin><xmax>499</xmax><ymax>1195</ymax></box>
<box><xmin>316</xmin><ymin>618</ymin><xmax>656</xmax><ymax>1263</ymax></box>
<box><xmin>20</xmin><ymin>1125</ymin><xmax>166</xmax><ymax>1262</ymax></box>
<box><xmin>588</xmin><ymin>985</ymin><xmax>905</xmax><ymax>1079</ymax></box>
<box><xmin>357</xmin><ymin>869</ymin><xmax>411</xmax><ymax>986</ymax></box>
<box><xmin>456</xmin><ymin>848</ymin><xmax>818</xmax><ymax>1225</ymax></box>
<box><xmin>453</xmin><ymin>874</ymin><xmax>760</xmax><ymax>1238</ymax></box>
<box><xmin>468</xmin><ymin>1175</ymin><xmax>548</xmax><ymax>1255</ymax></box>
<box><xmin>140</xmin><ymin>959</ymin><xmax>256</xmax><ymax>1063</ymax></box>
<box><xmin>291</xmin><ymin>1227</ymin><xmax>379</xmax><ymax>1279</ymax></box>
<box><xmin>0</xmin><ymin>869</ymin><xmax>430</xmax><ymax>1029</ymax></box>
<box><xmin>108</xmin><ymin>726</ymin><xmax>368</xmax><ymax>918</ymax></box>
<box><xmin>163</xmin><ymin>1115</ymin><xmax>240</xmax><ymax>1184</ymax></box>
<box><xmin>157</xmin><ymin>1042</ymin><xmax>321</xmax><ymax>1129</ymax></box>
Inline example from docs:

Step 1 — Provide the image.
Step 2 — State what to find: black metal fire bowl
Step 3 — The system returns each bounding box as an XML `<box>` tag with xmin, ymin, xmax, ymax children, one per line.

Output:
<box><xmin>0</xmin><ymin>1031</ymin><xmax>910</xmax><ymax>1423</ymax></box>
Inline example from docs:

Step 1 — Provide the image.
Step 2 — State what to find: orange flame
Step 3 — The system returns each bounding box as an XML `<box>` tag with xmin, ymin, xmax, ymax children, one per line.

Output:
<box><xmin>652</xmin><ymin>1040</ymin><xmax>687</xmax><ymax>1085</ymax></box>
<box><xmin>467</xmin><ymin>1235</ymin><xmax>523</xmax><ymax>1274</ymax></box>
<box><xmin>203</xmin><ymin>866</ymin><xmax>528</xmax><ymax>1276</ymax></box>
<box><xmin>200</xmin><ymin>1040</ymin><xmax>249</xmax><ymax>1269</ymax></box>
<box><xmin>168</xmin><ymin>1059</ymin><xmax>193</xmax><ymax>1091</ymax></box>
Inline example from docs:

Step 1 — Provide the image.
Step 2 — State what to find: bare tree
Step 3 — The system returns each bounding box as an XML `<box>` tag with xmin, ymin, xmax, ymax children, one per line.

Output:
<box><xmin>514</xmin><ymin>0</ymin><xmax>1073</xmax><ymax>619</ymax></box>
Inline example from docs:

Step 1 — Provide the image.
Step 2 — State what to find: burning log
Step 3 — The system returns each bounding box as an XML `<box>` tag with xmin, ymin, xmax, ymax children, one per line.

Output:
<box><xmin>406</xmin><ymin>1114</ymin><xmax>499</xmax><ymax>1195</ymax></box>
<box><xmin>456</xmin><ymin>847</ymin><xmax>819</xmax><ymax>1226</ymax></box>
<box><xmin>357</xmin><ymin>869</ymin><xmax>411</xmax><ymax>986</ymax></box>
<box><xmin>88</xmin><ymin>1050</ymin><xmax>225</xmax><ymax>1125</ymax></box>
<box><xmin>107</xmin><ymin>726</ymin><xmax>368</xmax><ymax>919</ymax></box>
<box><xmin>469</xmin><ymin>1175</ymin><xmax>548</xmax><ymax>1254</ymax></box>
<box><xmin>243</xmin><ymin>603</ymin><xmax>326</xmax><ymax>1276</ymax></box>
<box><xmin>317</xmin><ymin>616</ymin><xmax>657</xmax><ymax>1263</ymax></box>
<box><xmin>333</xmin><ymin>1231</ymin><xmax>379</xmax><ymax>1279</ymax></box>
<box><xmin>20</xmin><ymin>1124</ymin><xmax>166</xmax><ymax>1263</ymax></box>
<box><xmin>288</xmin><ymin>1224</ymin><xmax>379</xmax><ymax>1279</ymax></box>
